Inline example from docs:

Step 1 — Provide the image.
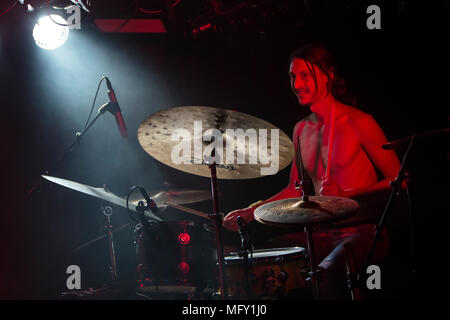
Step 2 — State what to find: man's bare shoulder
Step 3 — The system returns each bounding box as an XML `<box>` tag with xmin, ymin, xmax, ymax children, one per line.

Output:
<box><xmin>339</xmin><ymin>103</ymin><xmax>375</xmax><ymax>127</ymax></box>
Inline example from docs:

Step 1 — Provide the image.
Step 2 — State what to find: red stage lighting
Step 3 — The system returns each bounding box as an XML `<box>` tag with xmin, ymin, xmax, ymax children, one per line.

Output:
<box><xmin>177</xmin><ymin>261</ymin><xmax>190</xmax><ymax>275</ymax></box>
<box><xmin>178</xmin><ymin>232</ymin><xmax>190</xmax><ymax>245</ymax></box>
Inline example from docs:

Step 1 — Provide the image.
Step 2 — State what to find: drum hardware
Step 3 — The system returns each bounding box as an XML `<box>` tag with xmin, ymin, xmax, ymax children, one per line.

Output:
<box><xmin>41</xmin><ymin>175</ymin><xmax>213</xmax><ymax>221</ymax></box>
<box><xmin>52</xmin><ymin>105</ymin><xmax>299</xmax><ymax>299</ymax></box>
<box><xmin>344</xmin><ymin>242</ymin><xmax>362</xmax><ymax>301</ymax></box>
<box><xmin>42</xmin><ymin>175</ymin><xmax>162</xmax><ymax>221</ymax></box>
<box><xmin>236</xmin><ymin>216</ymin><xmax>254</xmax><ymax>298</ymax></box>
<box><xmin>137</xmin><ymin>106</ymin><xmax>297</xmax><ymax>299</ymax></box>
<box><xmin>357</xmin><ymin>133</ymin><xmax>418</xmax><ymax>289</ymax></box>
<box><xmin>102</xmin><ymin>205</ymin><xmax>118</xmax><ymax>282</ymax></box>
<box><xmin>382</xmin><ymin>128</ymin><xmax>449</xmax><ymax>151</ymax></box>
<box><xmin>128</xmin><ymin>186</ymin><xmax>164</xmax><ymax>289</ymax></box>
<box><xmin>74</xmin><ymin>222</ymin><xmax>133</xmax><ymax>252</ymax></box>
<box><xmin>206</xmin><ymin>151</ymin><xmax>228</xmax><ymax>299</ymax></box>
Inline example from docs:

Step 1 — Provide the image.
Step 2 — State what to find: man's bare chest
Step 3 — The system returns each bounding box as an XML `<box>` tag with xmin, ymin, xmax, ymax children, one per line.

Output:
<box><xmin>299</xmin><ymin>119</ymin><xmax>362</xmax><ymax>174</ymax></box>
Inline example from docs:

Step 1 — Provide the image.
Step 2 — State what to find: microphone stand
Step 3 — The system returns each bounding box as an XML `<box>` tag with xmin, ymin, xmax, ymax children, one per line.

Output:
<box><xmin>26</xmin><ymin>102</ymin><xmax>114</xmax><ymax>199</ymax></box>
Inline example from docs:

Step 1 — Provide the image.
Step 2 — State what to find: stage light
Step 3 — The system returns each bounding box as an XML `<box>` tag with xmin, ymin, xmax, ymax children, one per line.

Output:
<box><xmin>33</xmin><ymin>14</ymin><xmax>69</xmax><ymax>50</ymax></box>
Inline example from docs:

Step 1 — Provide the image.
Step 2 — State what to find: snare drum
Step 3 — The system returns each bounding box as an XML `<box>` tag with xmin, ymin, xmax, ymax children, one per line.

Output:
<box><xmin>225</xmin><ymin>247</ymin><xmax>307</xmax><ymax>299</ymax></box>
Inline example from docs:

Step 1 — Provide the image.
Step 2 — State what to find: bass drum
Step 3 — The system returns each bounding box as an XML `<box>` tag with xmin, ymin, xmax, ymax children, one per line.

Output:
<box><xmin>134</xmin><ymin>220</ymin><xmax>216</xmax><ymax>298</ymax></box>
<box><xmin>225</xmin><ymin>247</ymin><xmax>309</xmax><ymax>299</ymax></box>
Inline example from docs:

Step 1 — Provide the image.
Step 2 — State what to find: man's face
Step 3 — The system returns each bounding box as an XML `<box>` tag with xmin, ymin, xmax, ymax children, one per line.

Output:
<box><xmin>289</xmin><ymin>58</ymin><xmax>330</xmax><ymax>106</ymax></box>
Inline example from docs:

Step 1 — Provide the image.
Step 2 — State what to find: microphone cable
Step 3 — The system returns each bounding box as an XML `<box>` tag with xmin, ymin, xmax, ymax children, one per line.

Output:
<box><xmin>84</xmin><ymin>76</ymin><xmax>108</xmax><ymax>130</ymax></box>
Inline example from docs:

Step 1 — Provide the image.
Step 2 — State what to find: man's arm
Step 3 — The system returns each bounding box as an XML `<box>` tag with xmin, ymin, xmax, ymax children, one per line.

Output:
<box><xmin>223</xmin><ymin>120</ymin><xmax>307</xmax><ymax>230</ymax></box>
<box><xmin>347</xmin><ymin>113</ymin><xmax>401</xmax><ymax>197</ymax></box>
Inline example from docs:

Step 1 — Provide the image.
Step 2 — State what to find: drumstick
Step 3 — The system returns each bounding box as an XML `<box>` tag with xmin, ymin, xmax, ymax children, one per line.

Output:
<box><xmin>296</xmin><ymin>135</ymin><xmax>305</xmax><ymax>185</ymax></box>
<box><xmin>325</xmin><ymin>103</ymin><xmax>336</xmax><ymax>181</ymax></box>
<box><xmin>166</xmin><ymin>203</ymin><xmax>210</xmax><ymax>220</ymax></box>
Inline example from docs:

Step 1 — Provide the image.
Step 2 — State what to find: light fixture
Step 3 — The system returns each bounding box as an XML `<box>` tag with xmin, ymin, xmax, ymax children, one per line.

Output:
<box><xmin>32</xmin><ymin>14</ymin><xmax>69</xmax><ymax>50</ymax></box>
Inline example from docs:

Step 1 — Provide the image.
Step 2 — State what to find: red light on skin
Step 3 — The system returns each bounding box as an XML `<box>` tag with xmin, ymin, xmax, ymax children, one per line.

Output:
<box><xmin>178</xmin><ymin>262</ymin><xmax>190</xmax><ymax>275</ymax></box>
<box><xmin>178</xmin><ymin>232</ymin><xmax>190</xmax><ymax>245</ymax></box>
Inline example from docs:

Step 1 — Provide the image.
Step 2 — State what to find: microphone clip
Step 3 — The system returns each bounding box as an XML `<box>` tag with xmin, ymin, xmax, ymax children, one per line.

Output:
<box><xmin>137</xmin><ymin>186</ymin><xmax>159</xmax><ymax>214</ymax></box>
<box><xmin>98</xmin><ymin>101</ymin><xmax>119</xmax><ymax>115</ymax></box>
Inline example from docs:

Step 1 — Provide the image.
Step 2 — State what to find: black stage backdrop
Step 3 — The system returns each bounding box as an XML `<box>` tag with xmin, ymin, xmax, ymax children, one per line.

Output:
<box><xmin>0</xmin><ymin>1</ymin><xmax>448</xmax><ymax>299</ymax></box>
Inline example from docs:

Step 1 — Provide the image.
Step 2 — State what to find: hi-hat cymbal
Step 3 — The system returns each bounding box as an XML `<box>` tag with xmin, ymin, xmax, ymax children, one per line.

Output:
<box><xmin>42</xmin><ymin>175</ymin><xmax>161</xmax><ymax>221</ymax></box>
<box><xmin>137</xmin><ymin>106</ymin><xmax>294</xmax><ymax>179</ymax></box>
<box><xmin>254</xmin><ymin>196</ymin><xmax>359</xmax><ymax>227</ymax></box>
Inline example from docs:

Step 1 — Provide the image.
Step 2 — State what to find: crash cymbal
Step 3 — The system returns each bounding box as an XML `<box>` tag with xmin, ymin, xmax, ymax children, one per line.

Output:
<box><xmin>128</xmin><ymin>189</ymin><xmax>211</xmax><ymax>207</ymax></box>
<box><xmin>254</xmin><ymin>196</ymin><xmax>359</xmax><ymax>227</ymax></box>
<box><xmin>383</xmin><ymin>128</ymin><xmax>450</xmax><ymax>150</ymax></box>
<box><xmin>137</xmin><ymin>106</ymin><xmax>294</xmax><ymax>179</ymax></box>
<box><xmin>127</xmin><ymin>189</ymin><xmax>212</xmax><ymax>220</ymax></box>
<box><xmin>42</xmin><ymin>175</ymin><xmax>161</xmax><ymax>221</ymax></box>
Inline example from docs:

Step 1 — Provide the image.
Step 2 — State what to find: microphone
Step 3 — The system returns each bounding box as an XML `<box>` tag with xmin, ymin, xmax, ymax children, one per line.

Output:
<box><xmin>105</xmin><ymin>78</ymin><xmax>127</xmax><ymax>138</ymax></box>
<box><xmin>138</xmin><ymin>187</ymin><xmax>159</xmax><ymax>213</ymax></box>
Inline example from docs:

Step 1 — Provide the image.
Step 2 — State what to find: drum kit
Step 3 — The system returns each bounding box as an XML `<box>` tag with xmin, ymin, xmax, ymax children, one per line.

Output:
<box><xmin>40</xmin><ymin>105</ymin><xmax>449</xmax><ymax>300</ymax></box>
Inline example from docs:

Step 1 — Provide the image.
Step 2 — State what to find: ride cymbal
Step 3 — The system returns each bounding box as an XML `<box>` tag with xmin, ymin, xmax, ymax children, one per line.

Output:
<box><xmin>137</xmin><ymin>106</ymin><xmax>294</xmax><ymax>179</ymax></box>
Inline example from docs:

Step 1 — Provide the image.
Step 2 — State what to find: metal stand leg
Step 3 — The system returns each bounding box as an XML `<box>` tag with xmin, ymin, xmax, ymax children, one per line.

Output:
<box><xmin>208</xmin><ymin>162</ymin><xmax>228</xmax><ymax>299</ymax></box>
<box><xmin>344</xmin><ymin>243</ymin><xmax>361</xmax><ymax>300</ymax></box>
<box><xmin>304</xmin><ymin>226</ymin><xmax>320</xmax><ymax>299</ymax></box>
<box><xmin>103</xmin><ymin>206</ymin><xmax>118</xmax><ymax>282</ymax></box>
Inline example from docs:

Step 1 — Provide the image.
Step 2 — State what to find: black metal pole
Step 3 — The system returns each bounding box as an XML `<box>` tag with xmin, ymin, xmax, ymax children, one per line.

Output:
<box><xmin>358</xmin><ymin>134</ymin><xmax>416</xmax><ymax>281</ymax></box>
<box><xmin>208</xmin><ymin>162</ymin><xmax>228</xmax><ymax>299</ymax></box>
<box><xmin>304</xmin><ymin>226</ymin><xmax>320</xmax><ymax>299</ymax></box>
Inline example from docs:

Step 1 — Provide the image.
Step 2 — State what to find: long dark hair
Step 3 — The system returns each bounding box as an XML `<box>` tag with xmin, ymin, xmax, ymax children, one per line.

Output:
<box><xmin>289</xmin><ymin>43</ymin><xmax>354</xmax><ymax>105</ymax></box>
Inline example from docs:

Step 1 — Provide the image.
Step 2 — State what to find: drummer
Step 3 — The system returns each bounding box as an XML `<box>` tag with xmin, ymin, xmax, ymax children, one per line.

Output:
<box><xmin>223</xmin><ymin>43</ymin><xmax>401</xmax><ymax>299</ymax></box>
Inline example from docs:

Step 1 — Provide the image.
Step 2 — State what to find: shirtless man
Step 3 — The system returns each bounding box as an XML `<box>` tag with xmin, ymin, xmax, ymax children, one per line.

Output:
<box><xmin>223</xmin><ymin>44</ymin><xmax>401</xmax><ymax>299</ymax></box>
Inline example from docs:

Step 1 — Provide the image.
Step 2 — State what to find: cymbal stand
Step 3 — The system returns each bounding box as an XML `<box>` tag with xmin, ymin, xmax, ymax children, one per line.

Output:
<box><xmin>237</xmin><ymin>217</ymin><xmax>253</xmax><ymax>299</ymax></box>
<box><xmin>304</xmin><ymin>226</ymin><xmax>320</xmax><ymax>299</ymax></box>
<box><xmin>102</xmin><ymin>205</ymin><xmax>118</xmax><ymax>282</ymax></box>
<box><xmin>206</xmin><ymin>155</ymin><xmax>228</xmax><ymax>300</ymax></box>
<box><xmin>295</xmin><ymin>136</ymin><xmax>320</xmax><ymax>298</ymax></box>
<box><xmin>357</xmin><ymin>134</ymin><xmax>416</xmax><ymax>284</ymax></box>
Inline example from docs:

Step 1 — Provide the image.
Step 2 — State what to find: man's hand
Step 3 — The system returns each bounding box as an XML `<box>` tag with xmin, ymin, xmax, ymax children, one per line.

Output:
<box><xmin>223</xmin><ymin>206</ymin><xmax>256</xmax><ymax>232</ymax></box>
<box><xmin>319</xmin><ymin>178</ymin><xmax>347</xmax><ymax>197</ymax></box>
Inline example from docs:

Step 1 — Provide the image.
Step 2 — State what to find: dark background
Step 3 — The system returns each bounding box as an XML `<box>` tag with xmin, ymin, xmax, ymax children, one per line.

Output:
<box><xmin>0</xmin><ymin>0</ymin><xmax>448</xmax><ymax>299</ymax></box>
